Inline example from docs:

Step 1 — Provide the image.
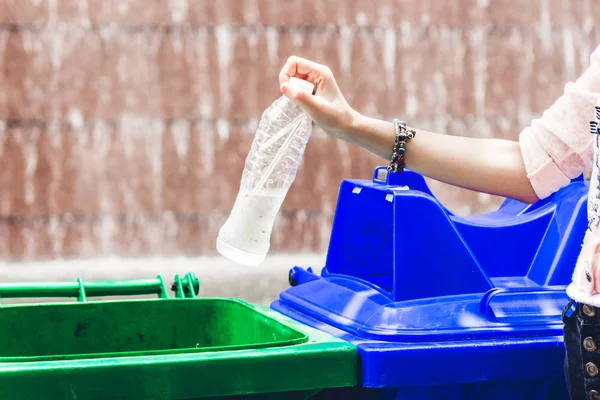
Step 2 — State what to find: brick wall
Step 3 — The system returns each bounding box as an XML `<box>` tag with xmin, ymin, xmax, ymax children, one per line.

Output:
<box><xmin>0</xmin><ymin>0</ymin><xmax>598</xmax><ymax>260</ymax></box>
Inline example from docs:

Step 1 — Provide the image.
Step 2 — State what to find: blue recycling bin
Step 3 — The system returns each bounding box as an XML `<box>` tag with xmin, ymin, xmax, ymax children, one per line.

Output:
<box><xmin>272</xmin><ymin>166</ymin><xmax>589</xmax><ymax>399</ymax></box>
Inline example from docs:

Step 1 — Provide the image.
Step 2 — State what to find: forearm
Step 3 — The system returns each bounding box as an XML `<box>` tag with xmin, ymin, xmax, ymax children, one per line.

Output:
<box><xmin>348</xmin><ymin>113</ymin><xmax>539</xmax><ymax>204</ymax></box>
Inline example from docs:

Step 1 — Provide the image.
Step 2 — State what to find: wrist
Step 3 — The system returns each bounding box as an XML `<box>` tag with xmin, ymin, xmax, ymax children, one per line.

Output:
<box><xmin>345</xmin><ymin>109</ymin><xmax>369</xmax><ymax>144</ymax></box>
<box><xmin>347</xmin><ymin>113</ymin><xmax>399</xmax><ymax>160</ymax></box>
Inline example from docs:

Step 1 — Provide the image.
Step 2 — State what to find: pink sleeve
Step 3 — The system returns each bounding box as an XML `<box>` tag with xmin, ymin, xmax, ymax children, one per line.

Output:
<box><xmin>519</xmin><ymin>46</ymin><xmax>600</xmax><ymax>199</ymax></box>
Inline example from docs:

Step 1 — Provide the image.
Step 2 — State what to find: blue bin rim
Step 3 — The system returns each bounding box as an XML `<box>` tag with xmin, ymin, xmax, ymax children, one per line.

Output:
<box><xmin>279</xmin><ymin>267</ymin><xmax>569</xmax><ymax>342</ymax></box>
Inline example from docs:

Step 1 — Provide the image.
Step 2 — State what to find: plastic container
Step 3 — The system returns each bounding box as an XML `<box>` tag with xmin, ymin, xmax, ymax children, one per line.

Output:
<box><xmin>0</xmin><ymin>273</ymin><xmax>356</xmax><ymax>399</ymax></box>
<box><xmin>217</xmin><ymin>77</ymin><xmax>315</xmax><ymax>266</ymax></box>
<box><xmin>273</xmin><ymin>166</ymin><xmax>589</xmax><ymax>399</ymax></box>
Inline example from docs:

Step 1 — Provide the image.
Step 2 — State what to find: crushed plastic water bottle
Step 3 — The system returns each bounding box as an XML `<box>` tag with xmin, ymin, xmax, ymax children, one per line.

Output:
<box><xmin>217</xmin><ymin>77</ymin><xmax>315</xmax><ymax>266</ymax></box>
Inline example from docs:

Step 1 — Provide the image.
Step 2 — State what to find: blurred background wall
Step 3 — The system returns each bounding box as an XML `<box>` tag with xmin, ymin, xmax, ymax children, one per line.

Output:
<box><xmin>0</xmin><ymin>0</ymin><xmax>598</xmax><ymax>262</ymax></box>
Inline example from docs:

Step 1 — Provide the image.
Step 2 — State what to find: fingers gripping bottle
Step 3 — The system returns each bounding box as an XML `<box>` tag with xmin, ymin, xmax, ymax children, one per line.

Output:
<box><xmin>217</xmin><ymin>78</ymin><xmax>315</xmax><ymax>266</ymax></box>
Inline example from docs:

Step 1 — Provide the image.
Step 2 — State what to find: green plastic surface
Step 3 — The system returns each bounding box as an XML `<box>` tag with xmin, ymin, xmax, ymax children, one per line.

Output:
<box><xmin>0</xmin><ymin>299</ymin><xmax>308</xmax><ymax>362</ymax></box>
<box><xmin>0</xmin><ymin>274</ymin><xmax>357</xmax><ymax>399</ymax></box>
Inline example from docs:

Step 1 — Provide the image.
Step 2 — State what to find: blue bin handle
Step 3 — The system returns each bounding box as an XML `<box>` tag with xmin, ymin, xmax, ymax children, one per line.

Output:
<box><xmin>372</xmin><ymin>166</ymin><xmax>437</xmax><ymax>198</ymax></box>
<box><xmin>479</xmin><ymin>286</ymin><xmax>568</xmax><ymax>322</ymax></box>
<box><xmin>372</xmin><ymin>166</ymin><xmax>391</xmax><ymax>184</ymax></box>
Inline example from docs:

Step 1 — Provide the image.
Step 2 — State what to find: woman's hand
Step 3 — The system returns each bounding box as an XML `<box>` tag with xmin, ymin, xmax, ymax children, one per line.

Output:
<box><xmin>279</xmin><ymin>56</ymin><xmax>359</xmax><ymax>141</ymax></box>
<box><xmin>278</xmin><ymin>57</ymin><xmax>537</xmax><ymax>204</ymax></box>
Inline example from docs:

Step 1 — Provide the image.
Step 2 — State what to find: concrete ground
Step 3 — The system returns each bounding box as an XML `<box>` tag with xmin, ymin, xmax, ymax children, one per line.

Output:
<box><xmin>0</xmin><ymin>254</ymin><xmax>326</xmax><ymax>305</ymax></box>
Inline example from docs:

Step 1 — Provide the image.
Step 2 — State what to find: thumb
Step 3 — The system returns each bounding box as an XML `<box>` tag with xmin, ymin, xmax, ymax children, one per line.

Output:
<box><xmin>282</xmin><ymin>82</ymin><xmax>331</xmax><ymax>119</ymax></box>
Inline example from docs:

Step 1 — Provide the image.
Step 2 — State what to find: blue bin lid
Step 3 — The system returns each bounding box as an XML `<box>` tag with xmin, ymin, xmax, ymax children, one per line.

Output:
<box><xmin>276</xmin><ymin>167</ymin><xmax>589</xmax><ymax>343</ymax></box>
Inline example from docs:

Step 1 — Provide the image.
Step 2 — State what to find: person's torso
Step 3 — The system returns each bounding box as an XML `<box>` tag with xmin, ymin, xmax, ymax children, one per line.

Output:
<box><xmin>568</xmin><ymin>110</ymin><xmax>600</xmax><ymax>304</ymax></box>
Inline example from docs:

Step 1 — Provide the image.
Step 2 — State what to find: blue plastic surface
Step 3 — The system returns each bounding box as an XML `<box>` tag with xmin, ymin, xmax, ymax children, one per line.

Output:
<box><xmin>273</xmin><ymin>167</ymin><xmax>588</xmax><ymax>399</ymax></box>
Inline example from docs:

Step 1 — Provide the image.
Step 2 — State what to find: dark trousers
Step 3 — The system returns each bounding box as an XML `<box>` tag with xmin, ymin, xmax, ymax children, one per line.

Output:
<box><xmin>564</xmin><ymin>300</ymin><xmax>600</xmax><ymax>400</ymax></box>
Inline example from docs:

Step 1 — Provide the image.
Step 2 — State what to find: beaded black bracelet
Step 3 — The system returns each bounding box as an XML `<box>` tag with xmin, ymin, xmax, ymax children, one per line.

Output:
<box><xmin>387</xmin><ymin>119</ymin><xmax>416</xmax><ymax>173</ymax></box>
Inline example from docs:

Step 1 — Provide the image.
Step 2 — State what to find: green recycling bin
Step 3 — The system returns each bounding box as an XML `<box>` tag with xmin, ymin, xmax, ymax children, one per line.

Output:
<box><xmin>0</xmin><ymin>273</ymin><xmax>356</xmax><ymax>399</ymax></box>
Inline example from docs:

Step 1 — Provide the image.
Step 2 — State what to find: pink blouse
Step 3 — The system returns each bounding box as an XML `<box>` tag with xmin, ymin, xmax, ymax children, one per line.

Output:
<box><xmin>519</xmin><ymin>45</ymin><xmax>600</xmax><ymax>305</ymax></box>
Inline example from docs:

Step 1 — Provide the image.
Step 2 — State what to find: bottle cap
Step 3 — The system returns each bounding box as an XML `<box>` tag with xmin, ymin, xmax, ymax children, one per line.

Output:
<box><xmin>288</xmin><ymin>77</ymin><xmax>315</xmax><ymax>95</ymax></box>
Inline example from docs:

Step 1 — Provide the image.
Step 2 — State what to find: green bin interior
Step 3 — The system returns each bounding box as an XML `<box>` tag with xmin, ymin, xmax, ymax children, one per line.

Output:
<box><xmin>0</xmin><ymin>298</ymin><xmax>308</xmax><ymax>362</ymax></box>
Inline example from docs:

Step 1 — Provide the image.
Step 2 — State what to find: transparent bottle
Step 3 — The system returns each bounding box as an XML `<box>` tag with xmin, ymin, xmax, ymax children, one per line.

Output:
<box><xmin>217</xmin><ymin>78</ymin><xmax>315</xmax><ymax>266</ymax></box>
